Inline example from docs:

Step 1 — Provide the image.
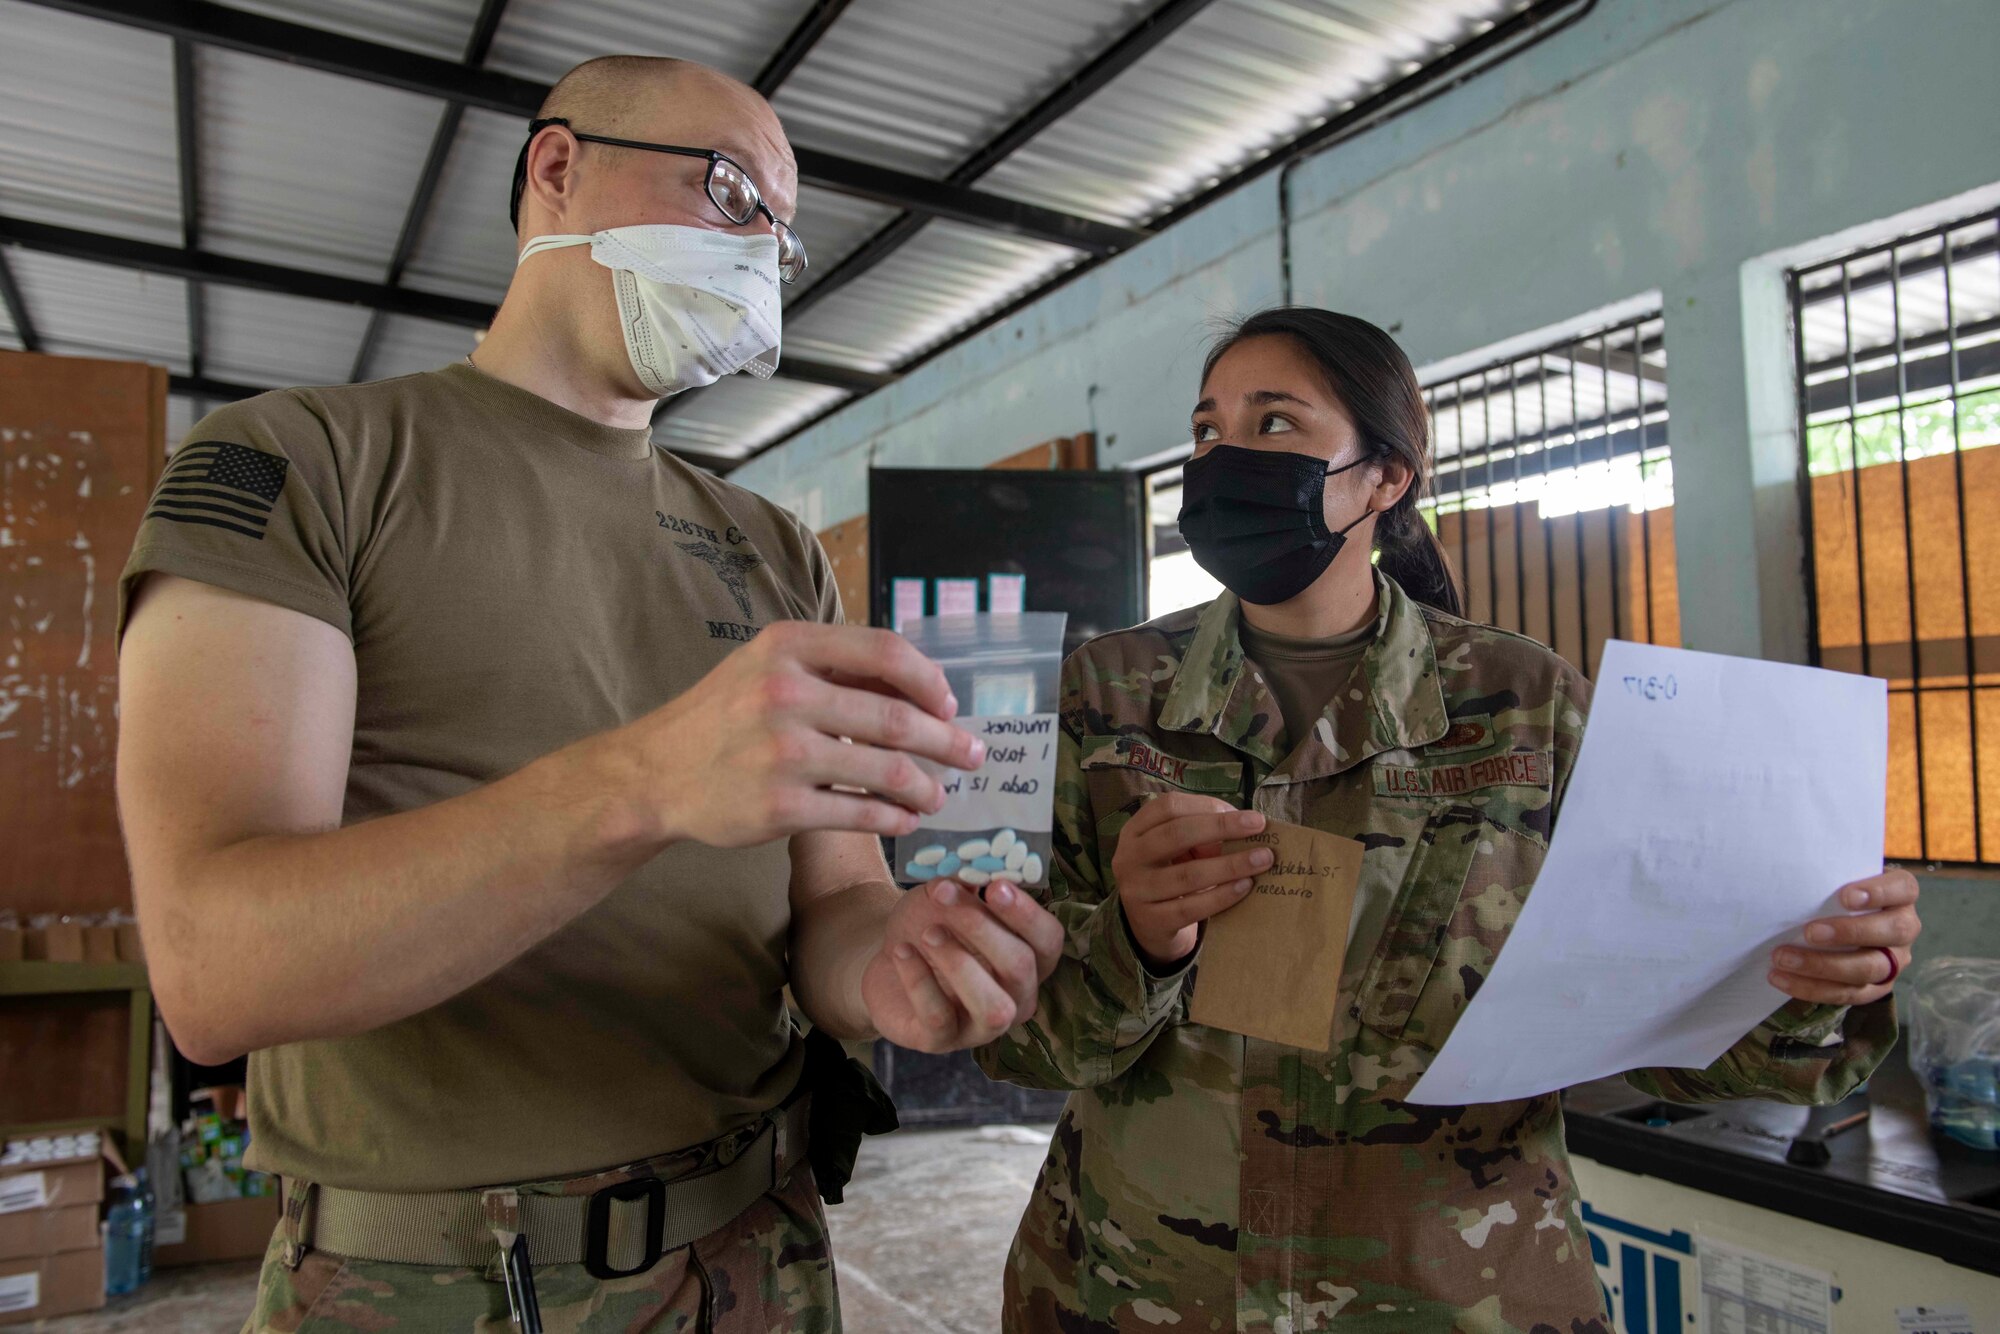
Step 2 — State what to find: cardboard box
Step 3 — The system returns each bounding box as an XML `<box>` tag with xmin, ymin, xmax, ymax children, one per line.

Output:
<box><xmin>0</xmin><ymin>1248</ymin><xmax>105</xmax><ymax>1324</ymax></box>
<box><xmin>0</xmin><ymin>1156</ymin><xmax>106</xmax><ymax>1215</ymax></box>
<box><xmin>23</xmin><ymin>924</ymin><xmax>83</xmax><ymax>963</ymax></box>
<box><xmin>154</xmin><ymin>1194</ymin><xmax>279</xmax><ymax>1268</ymax></box>
<box><xmin>0</xmin><ymin>1204</ymin><xmax>95</xmax><ymax>1262</ymax></box>
<box><xmin>114</xmin><ymin>923</ymin><xmax>144</xmax><ymax>964</ymax></box>
<box><xmin>0</xmin><ymin>929</ymin><xmax>22</xmax><ymax>963</ymax></box>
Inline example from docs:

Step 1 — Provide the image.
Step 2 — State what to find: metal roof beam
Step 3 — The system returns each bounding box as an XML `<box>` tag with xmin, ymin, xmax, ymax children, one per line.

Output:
<box><xmin>0</xmin><ymin>252</ymin><xmax>39</xmax><ymax>352</ymax></box>
<box><xmin>33</xmin><ymin>0</ymin><xmax>547</xmax><ymax>114</ymax></box>
<box><xmin>2</xmin><ymin>214</ymin><xmax>497</xmax><ymax>324</ymax></box>
<box><xmin>0</xmin><ymin>215</ymin><xmax>886</xmax><ymax>392</ymax></box>
<box><xmin>171</xmin><ymin>36</ymin><xmax>206</xmax><ymax>401</ymax></box>
<box><xmin>769</xmin><ymin>361</ymin><xmax>892</xmax><ymax>392</ymax></box>
<box><xmin>809</xmin><ymin>149</ymin><xmax>1136</xmax><ymax>252</ymax></box>
<box><xmin>350</xmin><ymin>0</ymin><xmax>511</xmax><ymax>384</ymax></box>
<box><xmin>751</xmin><ymin>0</ymin><xmax>851</xmax><ymax>97</ymax></box>
<box><xmin>24</xmin><ymin>0</ymin><xmax>1142</xmax><ymax>254</ymax></box>
<box><xmin>169</xmin><ymin>372</ymin><xmax>272</xmax><ymax>401</ymax></box>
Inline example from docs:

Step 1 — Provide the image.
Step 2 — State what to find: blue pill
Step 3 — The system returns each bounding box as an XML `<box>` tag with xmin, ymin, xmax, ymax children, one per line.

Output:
<box><xmin>972</xmin><ymin>856</ymin><xmax>1006</xmax><ymax>873</ymax></box>
<box><xmin>904</xmin><ymin>862</ymin><xmax>929</xmax><ymax>879</ymax></box>
<box><xmin>936</xmin><ymin>855</ymin><xmax>962</xmax><ymax>874</ymax></box>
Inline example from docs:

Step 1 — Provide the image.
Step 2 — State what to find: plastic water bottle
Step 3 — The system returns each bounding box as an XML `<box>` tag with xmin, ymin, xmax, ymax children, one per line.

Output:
<box><xmin>103</xmin><ymin>1176</ymin><xmax>147</xmax><ymax>1297</ymax></box>
<box><xmin>133</xmin><ymin>1167</ymin><xmax>156</xmax><ymax>1283</ymax></box>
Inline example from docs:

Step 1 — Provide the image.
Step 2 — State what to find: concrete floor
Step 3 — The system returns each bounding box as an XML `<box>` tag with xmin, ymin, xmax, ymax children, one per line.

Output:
<box><xmin>39</xmin><ymin>1124</ymin><xmax>1053</xmax><ymax>1332</ymax></box>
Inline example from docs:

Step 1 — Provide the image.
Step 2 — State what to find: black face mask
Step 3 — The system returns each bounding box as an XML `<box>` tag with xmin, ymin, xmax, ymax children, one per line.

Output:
<box><xmin>1177</xmin><ymin>445</ymin><xmax>1372</xmax><ymax>605</ymax></box>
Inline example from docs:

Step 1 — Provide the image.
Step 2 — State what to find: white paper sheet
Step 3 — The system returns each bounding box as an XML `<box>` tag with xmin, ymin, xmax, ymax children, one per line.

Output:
<box><xmin>921</xmin><ymin>715</ymin><xmax>1059</xmax><ymax>833</ymax></box>
<box><xmin>1407</xmin><ymin>639</ymin><xmax>1886</xmax><ymax>1105</ymax></box>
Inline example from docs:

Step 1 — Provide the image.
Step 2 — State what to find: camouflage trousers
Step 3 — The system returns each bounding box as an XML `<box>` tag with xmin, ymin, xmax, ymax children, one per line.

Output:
<box><xmin>243</xmin><ymin>1158</ymin><xmax>839</xmax><ymax>1332</ymax></box>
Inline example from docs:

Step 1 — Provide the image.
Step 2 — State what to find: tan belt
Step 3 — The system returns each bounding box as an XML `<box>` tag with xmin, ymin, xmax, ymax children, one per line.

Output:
<box><xmin>281</xmin><ymin>1099</ymin><xmax>808</xmax><ymax>1277</ymax></box>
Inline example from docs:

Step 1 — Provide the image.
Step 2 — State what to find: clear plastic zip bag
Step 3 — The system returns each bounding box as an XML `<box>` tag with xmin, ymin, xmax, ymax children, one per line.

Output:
<box><xmin>893</xmin><ymin>612</ymin><xmax>1067</xmax><ymax>890</ymax></box>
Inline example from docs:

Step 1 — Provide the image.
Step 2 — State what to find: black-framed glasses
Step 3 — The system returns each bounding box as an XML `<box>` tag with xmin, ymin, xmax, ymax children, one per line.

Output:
<box><xmin>509</xmin><ymin>117</ymin><xmax>807</xmax><ymax>283</ymax></box>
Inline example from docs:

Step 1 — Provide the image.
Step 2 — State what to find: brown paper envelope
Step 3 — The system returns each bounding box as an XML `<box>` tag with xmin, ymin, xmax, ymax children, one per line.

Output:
<box><xmin>1188</xmin><ymin>820</ymin><xmax>1363</xmax><ymax>1051</ymax></box>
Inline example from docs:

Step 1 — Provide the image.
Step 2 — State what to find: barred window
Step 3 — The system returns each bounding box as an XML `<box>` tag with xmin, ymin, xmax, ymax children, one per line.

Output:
<box><xmin>1791</xmin><ymin>207</ymin><xmax>2000</xmax><ymax>867</ymax></box>
<box><xmin>1423</xmin><ymin>313</ymin><xmax>1678</xmax><ymax>679</ymax></box>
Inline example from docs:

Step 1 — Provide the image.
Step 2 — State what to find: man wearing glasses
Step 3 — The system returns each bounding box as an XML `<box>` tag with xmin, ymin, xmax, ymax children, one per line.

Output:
<box><xmin>116</xmin><ymin>56</ymin><xmax>1061</xmax><ymax>1331</ymax></box>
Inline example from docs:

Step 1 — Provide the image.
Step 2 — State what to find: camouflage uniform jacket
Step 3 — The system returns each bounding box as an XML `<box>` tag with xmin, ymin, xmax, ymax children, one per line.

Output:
<box><xmin>977</xmin><ymin>573</ymin><xmax>1897</xmax><ymax>1333</ymax></box>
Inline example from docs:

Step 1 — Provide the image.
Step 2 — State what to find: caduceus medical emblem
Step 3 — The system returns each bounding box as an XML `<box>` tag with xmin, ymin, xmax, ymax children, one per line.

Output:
<box><xmin>676</xmin><ymin>539</ymin><xmax>763</xmax><ymax>619</ymax></box>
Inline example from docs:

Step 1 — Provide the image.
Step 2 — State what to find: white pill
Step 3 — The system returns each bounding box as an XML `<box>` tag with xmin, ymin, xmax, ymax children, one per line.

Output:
<box><xmin>1021</xmin><ymin>854</ymin><xmax>1044</xmax><ymax>884</ymax></box>
<box><xmin>991</xmin><ymin>829</ymin><xmax>1017</xmax><ymax>856</ymax></box>
<box><xmin>912</xmin><ymin>845</ymin><xmax>948</xmax><ymax>866</ymax></box>
<box><xmin>1004</xmin><ymin>843</ymin><xmax>1028</xmax><ymax>871</ymax></box>
<box><xmin>956</xmin><ymin>839</ymin><xmax>991</xmax><ymax>860</ymax></box>
<box><xmin>958</xmin><ymin>867</ymin><xmax>992</xmax><ymax>887</ymax></box>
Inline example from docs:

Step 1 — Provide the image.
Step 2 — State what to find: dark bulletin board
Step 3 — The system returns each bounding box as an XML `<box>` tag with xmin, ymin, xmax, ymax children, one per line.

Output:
<box><xmin>867</xmin><ymin>468</ymin><xmax>1147</xmax><ymax>655</ymax></box>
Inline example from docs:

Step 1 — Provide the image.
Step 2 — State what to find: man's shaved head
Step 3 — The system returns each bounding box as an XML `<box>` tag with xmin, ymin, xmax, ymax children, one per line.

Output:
<box><xmin>538</xmin><ymin>55</ymin><xmax>706</xmax><ymax>136</ymax></box>
<box><xmin>515</xmin><ymin>55</ymin><xmax>797</xmax><ymax>236</ymax></box>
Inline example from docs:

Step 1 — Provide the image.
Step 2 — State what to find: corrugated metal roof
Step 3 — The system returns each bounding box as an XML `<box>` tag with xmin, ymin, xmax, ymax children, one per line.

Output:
<box><xmin>786</xmin><ymin>220</ymin><xmax>1082</xmax><ymax>371</ymax></box>
<box><xmin>488</xmin><ymin>0</ymin><xmax>823</xmax><ymax>84</ymax></box>
<box><xmin>1427</xmin><ymin>320</ymin><xmax>1668</xmax><ymax>463</ymax></box>
<box><xmin>221</xmin><ymin>0</ymin><xmax>483</xmax><ymax>61</ymax></box>
<box><xmin>8</xmin><ymin>251</ymin><xmax>190</xmax><ymax>371</ymax></box>
<box><xmin>202</xmin><ymin>287</ymin><xmax>373</xmax><ymax>386</ymax></box>
<box><xmin>198</xmin><ymin>46</ymin><xmax>446</xmax><ymax>281</ymax></box>
<box><xmin>367</xmin><ymin>315</ymin><xmax>480</xmax><ymax>379</ymax></box>
<box><xmin>654</xmin><ymin>375</ymin><xmax>847</xmax><ymax>456</ymax></box>
<box><xmin>1797</xmin><ymin>219</ymin><xmax>2000</xmax><ymax>374</ymax></box>
<box><xmin>0</xmin><ymin>0</ymin><xmax>1524</xmax><ymax>461</ymax></box>
<box><xmin>0</xmin><ymin>1</ymin><xmax>180</xmax><ymax>243</ymax></box>
<box><xmin>402</xmin><ymin>107</ymin><xmax>527</xmax><ymax>304</ymax></box>
<box><xmin>785</xmin><ymin>185</ymin><xmax>902</xmax><ymax>301</ymax></box>
<box><xmin>978</xmin><ymin>0</ymin><xmax>1501</xmax><ymax>223</ymax></box>
<box><xmin>167</xmin><ymin>394</ymin><xmax>198</xmax><ymax>446</ymax></box>
<box><xmin>771</xmin><ymin>0</ymin><xmax>1153</xmax><ymax>178</ymax></box>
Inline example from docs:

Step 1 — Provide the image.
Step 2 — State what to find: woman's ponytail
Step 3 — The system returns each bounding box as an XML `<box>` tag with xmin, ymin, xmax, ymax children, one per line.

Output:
<box><xmin>1375</xmin><ymin>503</ymin><xmax>1462</xmax><ymax>618</ymax></box>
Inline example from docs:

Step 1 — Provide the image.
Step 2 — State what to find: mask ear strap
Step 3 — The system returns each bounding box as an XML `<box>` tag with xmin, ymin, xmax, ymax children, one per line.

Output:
<box><xmin>517</xmin><ymin>234</ymin><xmax>593</xmax><ymax>266</ymax></box>
<box><xmin>1326</xmin><ymin>453</ymin><xmax>1381</xmax><ymax>538</ymax></box>
<box><xmin>1335</xmin><ymin>506</ymin><xmax>1377</xmax><ymax>538</ymax></box>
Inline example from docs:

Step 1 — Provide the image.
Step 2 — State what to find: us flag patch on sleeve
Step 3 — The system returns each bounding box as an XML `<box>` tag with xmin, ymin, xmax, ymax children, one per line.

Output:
<box><xmin>146</xmin><ymin>441</ymin><xmax>290</xmax><ymax>539</ymax></box>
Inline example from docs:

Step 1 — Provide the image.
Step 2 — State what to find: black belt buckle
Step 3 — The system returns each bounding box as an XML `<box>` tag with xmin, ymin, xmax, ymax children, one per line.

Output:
<box><xmin>583</xmin><ymin>1176</ymin><xmax>667</xmax><ymax>1280</ymax></box>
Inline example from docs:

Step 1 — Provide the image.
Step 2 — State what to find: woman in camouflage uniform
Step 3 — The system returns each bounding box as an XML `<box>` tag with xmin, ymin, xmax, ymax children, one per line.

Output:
<box><xmin>977</xmin><ymin>308</ymin><xmax>1921</xmax><ymax>1333</ymax></box>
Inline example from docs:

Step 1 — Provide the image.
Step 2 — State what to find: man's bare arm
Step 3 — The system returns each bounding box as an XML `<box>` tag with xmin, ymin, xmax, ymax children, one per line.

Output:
<box><xmin>119</xmin><ymin>577</ymin><xmax>985</xmax><ymax>1064</ymax></box>
<box><xmin>118</xmin><ymin>577</ymin><xmax>666</xmax><ymax>1063</ymax></box>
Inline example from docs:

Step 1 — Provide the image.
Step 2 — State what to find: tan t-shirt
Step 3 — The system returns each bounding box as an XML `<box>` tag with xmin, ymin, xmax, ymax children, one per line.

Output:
<box><xmin>1236</xmin><ymin>616</ymin><xmax>1373</xmax><ymax>757</ymax></box>
<box><xmin>118</xmin><ymin>361</ymin><xmax>838</xmax><ymax>1191</ymax></box>
<box><xmin>1236</xmin><ymin>613</ymin><xmax>1390</xmax><ymax>971</ymax></box>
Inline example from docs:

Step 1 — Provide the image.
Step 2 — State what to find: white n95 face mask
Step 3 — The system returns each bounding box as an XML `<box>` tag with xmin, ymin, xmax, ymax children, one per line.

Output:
<box><xmin>518</xmin><ymin>224</ymin><xmax>783</xmax><ymax>397</ymax></box>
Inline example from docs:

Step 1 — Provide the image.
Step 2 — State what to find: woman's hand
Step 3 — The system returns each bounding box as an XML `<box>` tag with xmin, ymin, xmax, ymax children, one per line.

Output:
<box><xmin>1769</xmin><ymin>868</ymin><xmax>1921</xmax><ymax>1007</ymax></box>
<box><xmin>1113</xmin><ymin>794</ymin><xmax>1273</xmax><ymax>969</ymax></box>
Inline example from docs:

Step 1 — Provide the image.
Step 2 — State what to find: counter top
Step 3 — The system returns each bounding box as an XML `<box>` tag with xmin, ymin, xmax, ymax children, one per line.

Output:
<box><xmin>1563</xmin><ymin>1041</ymin><xmax>2000</xmax><ymax>1274</ymax></box>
